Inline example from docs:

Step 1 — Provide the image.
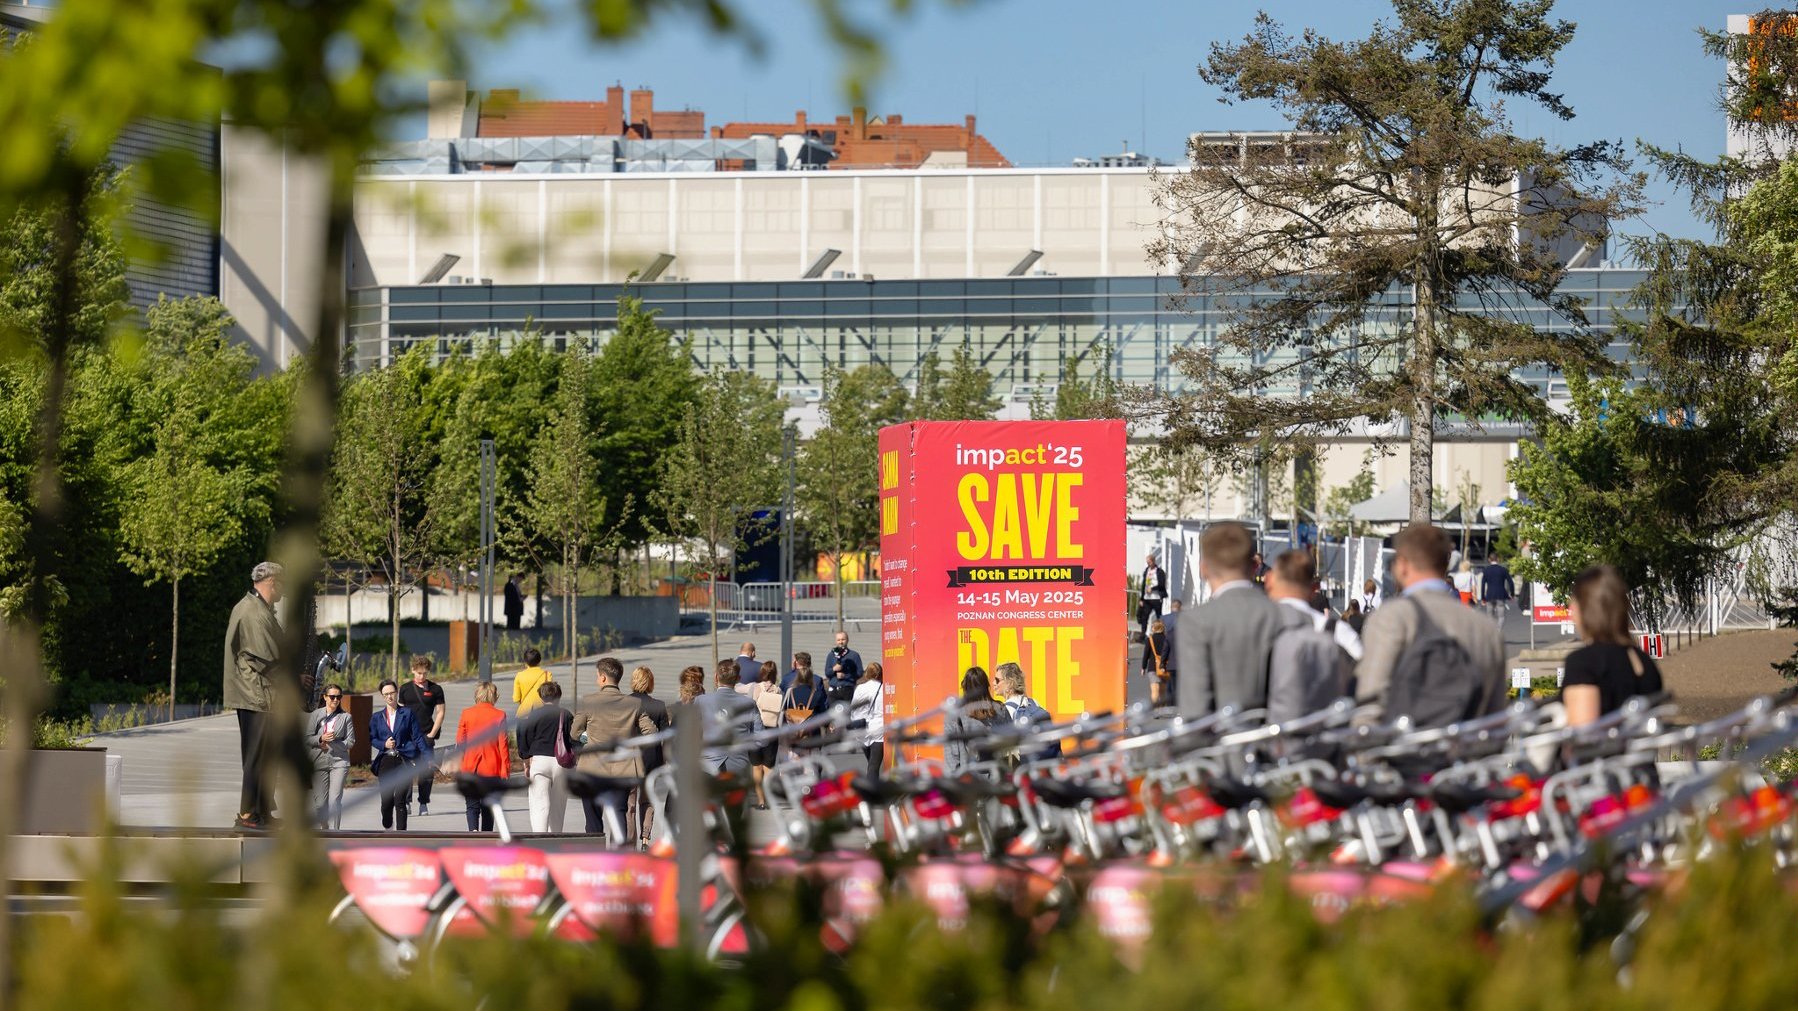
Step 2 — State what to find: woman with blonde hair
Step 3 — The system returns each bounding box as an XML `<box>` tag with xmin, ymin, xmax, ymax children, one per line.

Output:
<box><xmin>1561</xmin><ymin>565</ymin><xmax>1663</xmax><ymax>726</ymax></box>
<box><xmin>738</xmin><ymin>659</ymin><xmax>782</xmax><ymax>809</ymax></box>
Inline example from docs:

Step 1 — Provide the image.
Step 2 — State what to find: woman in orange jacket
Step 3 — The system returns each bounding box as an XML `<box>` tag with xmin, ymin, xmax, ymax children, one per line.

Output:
<box><xmin>457</xmin><ymin>680</ymin><xmax>512</xmax><ymax>832</ymax></box>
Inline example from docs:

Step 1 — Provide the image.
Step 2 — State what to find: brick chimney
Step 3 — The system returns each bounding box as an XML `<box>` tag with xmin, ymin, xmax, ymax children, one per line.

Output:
<box><xmin>605</xmin><ymin>84</ymin><xmax>625</xmax><ymax>135</ymax></box>
<box><xmin>852</xmin><ymin>106</ymin><xmax>868</xmax><ymax>140</ymax></box>
<box><xmin>631</xmin><ymin>88</ymin><xmax>655</xmax><ymax>133</ymax></box>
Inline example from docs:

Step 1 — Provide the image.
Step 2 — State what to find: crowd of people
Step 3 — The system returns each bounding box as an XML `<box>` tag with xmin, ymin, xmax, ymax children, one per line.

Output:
<box><xmin>223</xmin><ymin>523</ymin><xmax>1657</xmax><ymax>834</ymax></box>
<box><xmin>1156</xmin><ymin>521</ymin><xmax>1659</xmax><ymax>735</ymax></box>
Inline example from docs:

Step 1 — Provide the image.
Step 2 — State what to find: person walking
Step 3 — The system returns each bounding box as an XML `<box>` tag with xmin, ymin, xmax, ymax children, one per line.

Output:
<box><xmin>995</xmin><ymin>662</ymin><xmax>1060</xmax><ymax>764</ymax></box>
<box><xmin>370</xmin><ymin>679</ymin><xmax>424</xmax><ymax>831</ymax></box>
<box><xmin>503</xmin><ymin>573</ymin><xmax>525</xmax><ymax>631</ymax></box>
<box><xmin>1141</xmin><ymin>618</ymin><xmax>1172</xmax><ymax>708</ymax></box>
<box><xmin>779</xmin><ymin>652</ymin><xmax>829</xmax><ymax>760</ymax></box>
<box><xmin>397</xmin><ymin>656</ymin><xmax>445</xmax><ymax>816</ymax></box>
<box><xmin>1342</xmin><ymin>599</ymin><xmax>1367</xmax><ymax>635</ymax></box>
<box><xmin>1265</xmin><ymin>550</ymin><xmax>1358</xmax><ymax>723</ymax></box>
<box><xmin>1480</xmin><ymin>555</ymin><xmax>1517</xmax><ymax>625</ymax></box>
<box><xmin>305</xmin><ymin>682</ymin><xmax>353</xmax><ymax>830</ymax></box>
<box><xmin>850</xmin><ymin>662</ymin><xmax>886</xmax><ymax>778</ymax></box>
<box><xmin>1359</xmin><ymin>579</ymin><xmax>1383</xmax><ymax>615</ymax></box>
<box><xmin>1174</xmin><ymin>523</ymin><xmax>1290</xmax><ymax>717</ymax></box>
<box><xmin>699</xmin><ymin>660</ymin><xmax>762</xmax><ymax>780</ymax></box>
<box><xmin>224</xmin><ymin>561</ymin><xmax>285</xmax><ymax>831</ymax></box>
<box><xmin>456</xmin><ymin>681</ymin><xmax>511</xmax><ymax>832</ymax></box>
<box><xmin>944</xmin><ymin>668</ymin><xmax>1005</xmax><ymax>773</ymax></box>
<box><xmin>512</xmin><ymin>647</ymin><xmax>554</xmax><ymax>717</ymax></box>
<box><xmin>517</xmin><ymin>681</ymin><xmax>578</xmax><ymax>833</ymax></box>
<box><xmin>825</xmin><ymin>631</ymin><xmax>863</xmax><ymax>705</ymax></box>
<box><xmin>734</xmin><ymin>642</ymin><xmax>760</xmax><ymax>684</ymax></box>
<box><xmin>570</xmin><ymin>657</ymin><xmax>658</xmax><ymax>840</ymax></box>
<box><xmin>1136</xmin><ymin>552</ymin><xmax>1167</xmax><ymax>637</ymax></box>
<box><xmin>1355</xmin><ymin>524</ymin><xmax>1507</xmax><ymax>727</ymax></box>
<box><xmin>628</xmin><ymin>666</ymin><xmax>669</xmax><ymax>847</ymax></box>
<box><xmin>677</xmin><ymin>665</ymin><xmax>707</xmax><ymax>706</ymax></box>
<box><xmin>1561</xmin><ymin>565</ymin><xmax>1664</xmax><ymax>726</ymax></box>
<box><xmin>1452</xmin><ymin>560</ymin><xmax>1478</xmax><ymax>606</ymax></box>
<box><xmin>740</xmin><ymin>660</ymin><xmax>782</xmax><ymax>809</ymax></box>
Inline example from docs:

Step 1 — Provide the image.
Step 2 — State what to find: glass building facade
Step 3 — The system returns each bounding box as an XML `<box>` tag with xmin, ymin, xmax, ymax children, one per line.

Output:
<box><xmin>347</xmin><ymin>268</ymin><xmax>1648</xmax><ymax>397</ymax></box>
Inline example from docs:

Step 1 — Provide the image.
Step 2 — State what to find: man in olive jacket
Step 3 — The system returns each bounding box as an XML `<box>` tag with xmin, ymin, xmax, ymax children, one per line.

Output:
<box><xmin>224</xmin><ymin>561</ymin><xmax>284</xmax><ymax>830</ymax></box>
<box><xmin>569</xmin><ymin>657</ymin><xmax>658</xmax><ymax>840</ymax></box>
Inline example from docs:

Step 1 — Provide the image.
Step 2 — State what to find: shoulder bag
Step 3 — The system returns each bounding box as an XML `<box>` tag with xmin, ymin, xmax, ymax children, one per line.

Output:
<box><xmin>553</xmin><ymin>710</ymin><xmax>577</xmax><ymax>769</ymax></box>
<box><xmin>783</xmin><ymin>684</ymin><xmax>814</xmax><ymax>725</ymax></box>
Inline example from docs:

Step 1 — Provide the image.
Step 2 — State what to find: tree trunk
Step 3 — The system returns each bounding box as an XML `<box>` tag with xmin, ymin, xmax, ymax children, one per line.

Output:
<box><xmin>708</xmin><ymin>563</ymin><xmax>720</xmax><ymax>666</ymax></box>
<box><xmin>835</xmin><ymin>552</ymin><xmax>845</xmax><ymax>628</ymax></box>
<box><xmin>169</xmin><ymin>576</ymin><xmax>180</xmax><ymax>723</ymax></box>
<box><xmin>1408</xmin><ymin>273</ymin><xmax>1438</xmax><ymax>526</ymax></box>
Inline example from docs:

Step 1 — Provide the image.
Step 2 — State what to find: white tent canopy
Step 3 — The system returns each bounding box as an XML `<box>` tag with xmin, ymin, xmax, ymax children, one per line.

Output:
<box><xmin>1347</xmin><ymin>481</ymin><xmax>1414</xmax><ymax>524</ymax></box>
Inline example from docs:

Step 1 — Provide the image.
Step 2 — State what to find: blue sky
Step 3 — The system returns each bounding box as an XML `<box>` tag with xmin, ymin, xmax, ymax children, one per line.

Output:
<box><xmin>472</xmin><ymin>0</ymin><xmax>1740</xmax><ymax>244</ymax></box>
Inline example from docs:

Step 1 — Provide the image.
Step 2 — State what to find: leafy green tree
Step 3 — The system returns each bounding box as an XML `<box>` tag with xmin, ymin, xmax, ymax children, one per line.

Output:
<box><xmin>657</xmin><ymin>369</ymin><xmax>785</xmax><ymax>662</ymax></box>
<box><xmin>1146</xmin><ymin>0</ymin><xmax>1644</xmax><ymax>524</ymax></box>
<box><xmin>1319</xmin><ymin>462</ymin><xmax>1376</xmax><ymax>539</ymax></box>
<box><xmin>324</xmin><ymin>350</ymin><xmax>436</xmax><ymax>678</ymax></box>
<box><xmin>1032</xmin><ymin>342</ymin><xmax>1120</xmax><ymax>420</ymax></box>
<box><xmin>912</xmin><ymin>343</ymin><xmax>999</xmax><ymax>420</ymax></box>
<box><xmin>590</xmin><ymin>295</ymin><xmax>699</xmax><ymax>589</ymax></box>
<box><xmin>522</xmin><ymin>346</ymin><xmax>610</xmax><ymax>689</ymax></box>
<box><xmin>1130</xmin><ymin>442</ymin><xmax>1222</xmax><ymax>523</ymax></box>
<box><xmin>117</xmin><ymin>298</ymin><xmax>262</xmax><ymax>718</ymax></box>
<box><xmin>798</xmin><ymin>365</ymin><xmax>909</xmax><ymax>624</ymax></box>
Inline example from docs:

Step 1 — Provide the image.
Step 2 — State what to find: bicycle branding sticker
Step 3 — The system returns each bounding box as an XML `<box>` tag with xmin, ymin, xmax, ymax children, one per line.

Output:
<box><xmin>545</xmin><ymin>852</ymin><xmax>679</xmax><ymax>947</ymax></box>
<box><xmin>440</xmin><ymin>846</ymin><xmax>552</xmax><ymax>935</ymax></box>
<box><xmin>330</xmin><ymin>847</ymin><xmax>442</xmax><ymax>940</ymax></box>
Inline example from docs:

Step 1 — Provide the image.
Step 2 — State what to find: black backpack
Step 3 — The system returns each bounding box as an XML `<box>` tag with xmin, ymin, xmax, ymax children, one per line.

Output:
<box><xmin>1384</xmin><ymin>599</ymin><xmax>1486</xmax><ymax>728</ymax></box>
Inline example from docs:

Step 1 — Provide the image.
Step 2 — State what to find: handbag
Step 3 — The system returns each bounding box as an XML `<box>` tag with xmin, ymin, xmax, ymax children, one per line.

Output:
<box><xmin>1148</xmin><ymin>635</ymin><xmax>1168</xmax><ymax>680</ymax></box>
<box><xmin>552</xmin><ymin>710</ymin><xmax>577</xmax><ymax>769</ymax></box>
<box><xmin>782</xmin><ymin>685</ymin><xmax>814</xmax><ymax>725</ymax></box>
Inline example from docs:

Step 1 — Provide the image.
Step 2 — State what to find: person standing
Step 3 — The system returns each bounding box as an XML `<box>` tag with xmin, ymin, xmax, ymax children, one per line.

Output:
<box><xmin>517</xmin><ymin>681</ymin><xmax>577</xmax><ymax>833</ymax></box>
<box><xmin>1355</xmin><ymin>524</ymin><xmax>1506</xmax><ymax>727</ymax></box>
<box><xmin>944</xmin><ymin>668</ymin><xmax>1005</xmax><ymax>773</ymax></box>
<box><xmin>1561</xmin><ymin>565</ymin><xmax>1664</xmax><ymax>726</ymax></box>
<box><xmin>512</xmin><ymin>647</ymin><xmax>554</xmax><ymax>718</ymax></box>
<box><xmin>699</xmin><ymin>660</ymin><xmax>762</xmax><ymax>780</ymax></box>
<box><xmin>1265</xmin><ymin>550</ymin><xmax>1358</xmax><ymax>723</ymax></box>
<box><xmin>370</xmin><ymin>679</ymin><xmax>423</xmax><ymax>831</ymax></box>
<box><xmin>628</xmin><ymin>666</ymin><xmax>670</xmax><ymax>847</ymax></box>
<box><xmin>456</xmin><ymin>680</ymin><xmax>511</xmax><ymax>832</ymax></box>
<box><xmin>570</xmin><ymin>657</ymin><xmax>658</xmax><ymax>840</ymax></box>
<box><xmin>851</xmin><ymin>662</ymin><xmax>886</xmax><ymax>778</ymax></box>
<box><xmin>305</xmin><ymin>683</ymin><xmax>354</xmax><ymax>830</ymax></box>
<box><xmin>740</xmin><ymin>660</ymin><xmax>782</xmax><ymax>809</ymax></box>
<box><xmin>1136</xmin><ymin>552</ymin><xmax>1167</xmax><ymax>637</ymax></box>
<box><xmin>677</xmin><ymin>665</ymin><xmax>707</xmax><ymax>706</ymax></box>
<box><xmin>1175</xmin><ymin>523</ymin><xmax>1290</xmax><ymax>717</ymax></box>
<box><xmin>1141</xmin><ymin>618</ymin><xmax>1173</xmax><ymax>708</ymax></box>
<box><xmin>1480</xmin><ymin>555</ymin><xmax>1516</xmax><ymax>625</ymax></box>
<box><xmin>734</xmin><ymin>642</ymin><xmax>760</xmax><ymax>684</ymax></box>
<box><xmin>779</xmin><ymin>652</ymin><xmax>829</xmax><ymax>762</ymax></box>
<box><xmin>825</xmin><ymin>631</ymin><xmax>863</xmax><ymax>705</ymax></box>
<box><xmin>503</xmin><ymin>573</ymin><xmax>525</xmax><ymax>631</ymax></box>
<box><xmin>398</xmin><ymin>656</ymin><xmax>445</xmax><ymax>816</ymax></box>
<box><xmin>1359</xmin><ymin>579</ymin><xmax>1383</xmax><ymax>614</ymax></box>
<box><xmin>224</xmin><ymin>561</ymin><xmax>285</xmax><ymax>831</ymax></box>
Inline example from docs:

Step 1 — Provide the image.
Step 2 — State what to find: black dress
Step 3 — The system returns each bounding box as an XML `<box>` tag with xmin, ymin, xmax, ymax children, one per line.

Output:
<box><xmin>1560</xmin><ymin>642</ymin><xmax>1663</xmax><ymax>715</ymax></box>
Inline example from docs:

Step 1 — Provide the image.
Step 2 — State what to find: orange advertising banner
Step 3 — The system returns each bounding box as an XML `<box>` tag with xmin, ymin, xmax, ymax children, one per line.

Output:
<box><xmin>878</xmin><ymin>420</ymin><xmax>1127</xmax><ymax>724</ymax></box>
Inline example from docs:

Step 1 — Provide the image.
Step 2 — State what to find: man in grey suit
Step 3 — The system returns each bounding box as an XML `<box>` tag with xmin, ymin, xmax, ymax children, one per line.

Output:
<box><xmin>1176</xmin><ymin>522</ymin><xmax>1290</xmax><ymax>717</ymax></box>
<box><xmin>1355</xmin><ymin>524</ymin><xmax>1507</xmax><ymax>725</ymax></box>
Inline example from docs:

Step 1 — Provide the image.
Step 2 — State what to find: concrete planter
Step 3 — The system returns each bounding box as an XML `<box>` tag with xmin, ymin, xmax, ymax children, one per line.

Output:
<box><xmin>21</xmin><ymin>747</ymin><xmax>109</xmax><ymax>834</ymax></box>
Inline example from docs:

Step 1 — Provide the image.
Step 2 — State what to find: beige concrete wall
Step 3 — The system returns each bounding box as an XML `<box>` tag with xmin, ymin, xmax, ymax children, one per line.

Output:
<box><xmin>347</xmin><ymin>167</ymin><xmax>1171</xmax><ymax>288</ymax></box>
<box><xmin>219</xmin><ymin>124</ymin><xmax>332</xmax><ymax>374</ymax></box>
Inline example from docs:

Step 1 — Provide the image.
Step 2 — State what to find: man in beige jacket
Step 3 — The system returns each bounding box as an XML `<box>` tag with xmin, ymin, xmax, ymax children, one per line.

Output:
<box><xmin>569</xmin><ymin>656</ymin><xmax>657</xmax><ymax>841</ymax></box>
<box><xmin>1355</xmin><ymin>524</ymin><xmax>1506</xmax><ymax>727</ymax></box>
<box><xmin>223</xmin><ymin>561</ymin><xmax>284</xmax><ymax>830</ymax></box>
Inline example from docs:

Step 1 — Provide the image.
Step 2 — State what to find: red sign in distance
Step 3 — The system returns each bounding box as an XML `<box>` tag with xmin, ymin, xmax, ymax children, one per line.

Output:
<box><xmin>330</xmin><ymin>847</ymin><xmax>443</xmax><ymax>940</ymax></box>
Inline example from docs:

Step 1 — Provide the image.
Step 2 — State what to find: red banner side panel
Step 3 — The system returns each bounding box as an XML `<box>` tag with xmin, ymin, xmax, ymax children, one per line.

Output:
<box><xmin>880</xmin><ymin>419</ymin><xmax>1126</xmax><ymax>723</ymax></box>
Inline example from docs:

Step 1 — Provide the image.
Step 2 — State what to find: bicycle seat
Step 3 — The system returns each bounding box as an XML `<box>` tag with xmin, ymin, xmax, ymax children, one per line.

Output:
<box><xmin>932</xmin><ymin>774</ymin><xmax>1016</xmax><ymax>803</ymax></box>
<box><xmin>1205</xmin><ymin>778</ymin><xmax>1268</xmax><ymax>810</ymax></box>
<box><xmin>1029</xmin><ymin>778</ymin><xmax>1123</xmax><ymax>809</ymax></box>
<box><xmin>562</xmin><ymin>771</ymin><xmax>641</xmax><ymax>800</ymax></box>
<box><xmin>455</xmin><ymin>773</ymin><xmax>527</xmax><ymax>804</ymax></box>
<box><xmin>849</xmin><ymin>775</ymin><xmax>912</xmax><ymax>806</ymax></box>
<box><xmin>1429</xmin><ymin>781</ymin><xmax>1520</xmax><ymax>814</ymax></box>
<box><xmin>792</xmin><ymin>730</ymin><xmax>847</xmax><ymax>751</ymax></box>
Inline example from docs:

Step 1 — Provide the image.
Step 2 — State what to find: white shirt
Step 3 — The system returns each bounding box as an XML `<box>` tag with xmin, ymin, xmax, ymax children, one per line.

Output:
<box><xmin>1278</xmin><ymin>596</ymin><xmax>1365</xmax><ymax>661</ymax></box>
<box><xmin>850</xmin><ymin>680</ymin><xmax>884</xmax><ymax>743</ymax></box>
<box><xmin>1142</xmin><ymin>565</ymin><xmax>1163</xmax><ymax>600</ymax></box>
<box><xmin>1452</xmin><ymin>571</ymin><xmax>1477</xmax><ymax>596</ymax></box>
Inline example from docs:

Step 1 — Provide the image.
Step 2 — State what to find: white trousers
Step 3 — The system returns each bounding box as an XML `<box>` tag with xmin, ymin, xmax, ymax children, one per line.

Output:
<box><xmin>527</xmin><ymin>755</ymin><xmax>568</xmax><ymax>833</ymax></box>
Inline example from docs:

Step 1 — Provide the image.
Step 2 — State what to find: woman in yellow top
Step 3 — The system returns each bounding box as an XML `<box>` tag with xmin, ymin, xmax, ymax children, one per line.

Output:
<box><xmin>512</xmin><ymin>647</ymin><xmax>555</xmax><ymax>716</ymax></box>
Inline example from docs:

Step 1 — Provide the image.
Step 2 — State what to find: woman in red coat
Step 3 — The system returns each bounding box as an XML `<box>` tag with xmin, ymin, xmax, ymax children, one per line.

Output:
<box><xmin>456</xmin><ymin>680</ymin><xmax>512</xmax><ymax>832</ymax></box>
